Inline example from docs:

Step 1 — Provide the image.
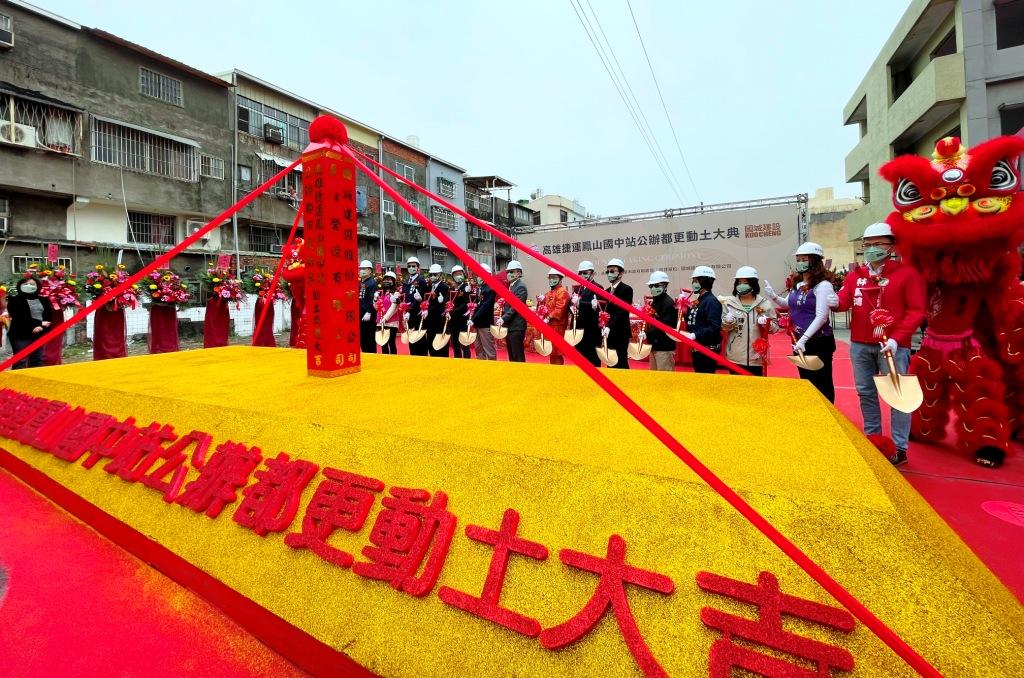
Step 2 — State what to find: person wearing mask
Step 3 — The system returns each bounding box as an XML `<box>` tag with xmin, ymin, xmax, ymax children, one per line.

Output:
<box><xmin>495</xmin><ymin>260</ymin><xmax>528</xmax><ymax>362</ymax></box>
<box><xmin>570</xmin><ymin>260</ymin><xmax>601</xmax><ymax>367</ymax></box>
<box><xmin>604</xmin><ymin>258</ymin><xmax>633</xmax><ymax>369</ymax></box>
<box><xmin>377</xmin><ymin>271</ymin><xmax>401</xmax><ymax>355</ymax></box>
<box><xmin>681</xmin><ymin>266</ymin><xmax>724</xmax><ymax>374</ymax></box>
<box><xmin>835</xmin><ymin>223</ymin><xmax>926</xmax><ymax>466</ymax></box>
<box><xmin>449</xmin><ymin>264</ymin><xmax>473</xmax><ymax>359</ymax></box>
<box><xmin>541</xmin><ymin>268</ymin><xmax>570</xmax><ymax>365</ymax></box>
<box><xmin>472</xmin><ymin>263</ymin><xmax>497</xmax><ymax>360</ymax></box>
<box><xmin>765</xmin><ymin>243</ymin><xmax>839</xmax><ymax>402</ymax></box>
<box><xmin>644</xmin><ymin>271</ymin><xmax>678</xmax><ymax>371</ymax></box>
<box><xmin>358</xmin><ymin>260</ymin><xmax>378</xmax><ymax>354</ymax></box>
<box><xmin>425</xmin><ymin>264</ymin><xmax>450</xmax><ymax>358</ymax></box>
<box><xmin>402</xmin><ymin>256</ymin><xmax>429</xmax><ymax>357</ymax></box>
<box><xmin>5</xmin><ymin>277</ymin><xmax>57</xmax><ymax>369</ymax></box>
<box><xmin>721</xmin><ymin>266</ymin><xmax>778</xmax><ymax>376</ymax></box>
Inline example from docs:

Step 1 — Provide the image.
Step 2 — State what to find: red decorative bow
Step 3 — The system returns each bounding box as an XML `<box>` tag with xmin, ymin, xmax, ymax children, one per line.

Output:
<box><xmin>598</xmin><ymin>311</ymin><xmax>611</xmax><ymax>328</ymax></box>
<box><xmin>869</xmin><ymin>308</ymin><xmax>895</xmax><ymax>339</ymax></box>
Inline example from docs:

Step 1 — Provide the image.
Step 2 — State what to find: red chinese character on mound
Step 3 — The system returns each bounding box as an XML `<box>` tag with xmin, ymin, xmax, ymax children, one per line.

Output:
<box><xmin>539</xmin><ymin>534</ymin><xmax>675</xmax><ymax>678</ymax></box>
<box><xmin>233</xmin><ymin>452</ymin><xmax>319</xmax><ymax>536</ymax></box>
<box><xmin>438</xmin><ymin>508</ymin><xmax>549</xmax><ymax>637</ymax></box>
<box><xmin>696</xmin><ymin>570</ymin><xmax>855</xmax><ymax>677</ymax></box>
<box><xmin>175</xmin><ymin>441</ymin><xmax>262</xmax><ymax>518</ymax></box>
<box><xmin>284</xmin><ymin>469</ymin><xmax>384</xmax><ymax>567</ymax></box>
<box><xmin>352</xmin><ymin>487</ymin><xmax>456</xmax><ymax>597</ymax></box>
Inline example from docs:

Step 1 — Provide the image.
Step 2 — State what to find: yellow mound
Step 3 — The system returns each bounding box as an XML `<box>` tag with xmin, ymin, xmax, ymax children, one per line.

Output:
<box><xmin>0</xmin><ymin>346</ymin><xmax>1021</xmax><ymax>677</ymax></box>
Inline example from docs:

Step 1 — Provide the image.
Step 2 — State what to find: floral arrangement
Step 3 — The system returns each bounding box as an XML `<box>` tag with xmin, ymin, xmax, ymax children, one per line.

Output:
<box><xmin>142</xmin><ymin>268</ymin><xmax>191</xmax><ymax>306</ymax></box>
<box><xmin>36</xmin><ymin>265</ymin><xmax>81</xmax><ymax>311</ymax></box>
<box><xmin>201</xmin><ymin>267</ymin><xmax>244</xmax><ymax>308</ymax></box>
<box><xmin>84</xmin><ymin>263</ymin><xmax>140</xmax><ymax>310</ymax></box>
<box><xmin>242</xmin><ymin>268</ymin><xmax>288</xmax><ymax>301</ymax></box>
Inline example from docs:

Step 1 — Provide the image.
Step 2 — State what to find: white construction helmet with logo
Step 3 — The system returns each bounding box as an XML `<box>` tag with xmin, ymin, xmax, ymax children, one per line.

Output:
<box><xmin>383</xmin><ymin>271</ymin><xmax>397</xmax><ymax>280</ymax></box>
<box><xmin>691</xmin><ymin>265</ymin><xmax>716</xmax><ymax>279</ymax></box>
<box><xmin>794</xmin><ymin>242</ymin><xmax>824</xmax><ymax>257</ymax></box>
<box><xmin>647</xmin><ymin>270</ymin><xmax>671</xmax><ymax>286</ymax></box>
<box><xmin>407</xmin><ymin>256</ymin><xmax>420</xmax><ymax>266</ymax></box>
<box><xmin>480</xmin><ymin>263</ymin><xmax>493</xmax><ymax>275</ymax></box>
<box><xmin>863</xmin><ymin>223</ymin><xmax>894</xmax><ymax>239</ymax></box>
<box><xmin>359</xmin><ymin>260</ymin><xmax>373</xmax><ymax>269</ymax></box>
<box><xmin>606</xmin><ymin>258</ymin><xmax>625</xmax><ymax>269</ymax></box>
<box><xmin>734</xmin><ymin>266</ymin><xmax>759</xmax><ymax>279</ymax></box>
<box><xmin>577</xmin><ymin>260</ymin><xmax>595</xmax><ymax>272</ymax></box>
<box><xmin>451</xmin><ymin>264</ymin><xmax>465</xmax><ymax>274</ymax></box>
<box><xmin>506</xmin><ymin>260</ymin><xmax>523</xmax><ymax>271</ymax></box>
<box><xmin>547</xmin><ymin>267</ymin><xmax>564</xmax><ymax>277</ymax></box>
<box><xmin>428</xmin><ymin>264</ymin><xmax>443</xmax><ymax>274</ymax></box>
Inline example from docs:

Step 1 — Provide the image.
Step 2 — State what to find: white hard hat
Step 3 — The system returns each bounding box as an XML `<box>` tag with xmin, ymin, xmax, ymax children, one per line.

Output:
<box><xmin>428</xmin><ymin>264</ymin><xmax>443</xmax><ymax>274</ymax></box>
<box><xmin>734</xmin><ymin>266</ymin><xmax>759</xmax><ymax>279</ymax></box>
<box><xmin>383</xmin><ymin>271</ymin><xmax>397</xmax><ymax>280</ymax></box>
<box><xmin>547</xmin><ymin>267</ymin><xmax>564</xmax><ymax>277</ymax></box>
<box><xmin>359</xmin><ymin>260</ymin><xmax>373</xmax><ymax>269</ymax></box>
<box><xmin>606</xmin><ymin>258</ymin><xmax>625</xmax><ymax>269</ymax></box>
<box><xmin>577</xmin><ymin>260</ymin><xmax>595</xmax><ymax>272</ymax></box>
<box><xmin>480</xmin><ymin>263</ymin><xmax>493</xmax><ymax>275</ymax></box>
<box><xmin>794</xmin><ymin>242</ymin><xmax>824</xmax><ymax>257</ymax></box>
<box><xmin>647</xmin><ymin>271</ymin><xmax>670</xmax><ymax>286</ymax></box>
<box><xmin>863</xmin><ymin>223</ymin><xmax>894</xmax><ymax>239</ymax></box>
<box><xmin>407</xmin><ymin>256</ymin><xmax>420</xmax><ymax>265</ymax></box>
<box><xmin>691</xmin><ymin>265</ymin><xmax>716</xmax><ymax>279</ymax></box>
<box><xmin>451</xmin><ymin>265</ymin><xmax>465</xmax><ymax>274</ymax></box>
<box><xmin>506</xmin><ymin>260</ymin><xmax>523</xmax><ymax>272</ymax></box>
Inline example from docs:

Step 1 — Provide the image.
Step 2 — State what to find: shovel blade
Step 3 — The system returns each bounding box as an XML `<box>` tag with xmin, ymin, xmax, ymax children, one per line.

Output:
<box><xmin>490</xmin><ymin>326</ymin><xmax>508</xmax><ymax>340</ymax></box>
<box><xmin>564</xmin><ymin>329</ymin><xmax>585</xmax><ymax>346</ymax></box>
<box><xmin>627</xmin><ymin>342</ymin><xmax>652</xmax><ymax>361</ymax></box>
<box><xmin>786</xmin><ymin>352</ymin><xmax>824</xmax><ymax>371</ymax></box>
<box><xmin>374</xmin><ymin>329</ymin><xmax>389</xmax><ymax>347</ymax></box>
<box><xmin>432</xmin><ymin>334</ymin><xmax>451</xmax><ymax>351</ymax></box>
<box><xmin>597</xmin><ymin>346</ymin><xmax>618</xmax><ymax>367</ymax></box>
<box><xmin>458</xmin><ymin>331</ymin><xmax>477</xmax><ymax>346</ymax></box>
<box><xmin>534</xmin><ymin>338</ymin><xmax>553</xmax><ymax>357</ymax></box>
<box><xmin>400</xmin><ymin>331</ymin><xmax>410</xmax><ymax>345</ymax></box>
<box><xmin>874</xmin><ymin>373</ymin><xmax>924</xmax><ymax>414</ymax></box>
<box><xmin>408</xmin><ymin>329</ymin><xmax>427</xmax><ymax>345</ymax></box>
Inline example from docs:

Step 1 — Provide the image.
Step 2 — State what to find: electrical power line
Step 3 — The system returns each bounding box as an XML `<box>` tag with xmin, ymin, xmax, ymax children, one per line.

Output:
<box><xmin>625</xmin><ymin>0</ymin><xmax>702</xmax><ymax>203</ymax></box>
<box><xmin>567</xmin><ymin>0</ymin><xmax>686</xmax><ymax>206</ymax></box>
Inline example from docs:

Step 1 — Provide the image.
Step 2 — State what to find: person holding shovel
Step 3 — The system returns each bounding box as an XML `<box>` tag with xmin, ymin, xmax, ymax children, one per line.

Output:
<box><xmin>541</xmin><ymin>268</ymin><xmax>570</xmax><ymax>365</ymax></box>
<box><xmin>765</xmin><ymin>243</ymin><xmax>839</xmax><ymax>402</ymax></box>
<box><xmin>644</xmin><ymin>271</ymin><xmax>678</xmax><ymax>372</ymax></box>
<box><xmin>425</xmin><ymin>264</ymin><xmax>451</xmax><ymax>358</ymax></box>
<box><xmin>834</xmin><ymin>223</ymin><xmax>926</xmax><ymax>466</ymax></box>
<box><xmin>721</xmin><ymin>266</ymin><xmax>778</xmax><ymax>376</ymax></box>
<box><xmin>681</xmin><ymin>266</ymin><xmax>723</xmax><ymax>374</ymax></box>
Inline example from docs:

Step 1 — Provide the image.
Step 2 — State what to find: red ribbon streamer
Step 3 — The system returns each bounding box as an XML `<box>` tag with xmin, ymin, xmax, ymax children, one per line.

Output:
<box><xmin>342</xmin><ymin>145</ymin><xmax>939</xmax><ymax>678</ymax></box>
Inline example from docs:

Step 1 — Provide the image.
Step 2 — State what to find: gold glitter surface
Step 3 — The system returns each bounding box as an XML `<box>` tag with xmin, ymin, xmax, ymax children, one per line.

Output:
<box><xmin>0</xmin><ymin>346</ymin><xmax>1021</xmax><ymax>677</ymax></box>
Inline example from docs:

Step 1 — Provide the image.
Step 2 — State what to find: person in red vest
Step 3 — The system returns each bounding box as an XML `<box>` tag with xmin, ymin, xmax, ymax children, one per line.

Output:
<box><xmin>835</xmin><ymin>223</ymin><xmax>926</xmax><ymax>466</ymax></box>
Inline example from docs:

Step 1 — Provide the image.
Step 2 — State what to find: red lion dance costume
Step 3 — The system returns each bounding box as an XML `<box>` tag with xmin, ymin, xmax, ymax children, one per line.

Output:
<box><xmin>879</xmin><ymin>135</ymin><xmax>1024</xmax><ymax>468</ymax></box>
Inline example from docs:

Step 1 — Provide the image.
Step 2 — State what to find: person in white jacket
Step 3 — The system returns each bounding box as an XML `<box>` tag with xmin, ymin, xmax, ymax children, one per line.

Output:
<box><xmin>721</xmin><ymin>266</ymin><xmax>778</xmax><ymax>376</ymax></box>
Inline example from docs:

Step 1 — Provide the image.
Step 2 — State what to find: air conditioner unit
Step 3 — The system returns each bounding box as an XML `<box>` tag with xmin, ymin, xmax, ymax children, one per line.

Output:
<box><xmin>263</xmin><ymin>123</ymin><xmax>284</xmax><ymax>145</ymax></box>
<box><xmin>269</xmin><ymin>243</ymin><xmax>284</xmax><ymax>255</ymax></box>
<box><xmin>0</xmin><ymin>216</ymin><xmax>8</xmax><ymax>235</ymax></box>
<box><xmin>0</xmin><ymin>122</ymin><xmax>37</xmax><ymax>148</ymax></box>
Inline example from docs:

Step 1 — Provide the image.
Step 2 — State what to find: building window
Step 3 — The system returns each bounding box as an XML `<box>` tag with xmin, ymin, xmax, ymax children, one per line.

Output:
<box><xmin>382</xmin><ymin>198</ymin><xmax>395</xmax><ymax>216</ymax></box>
<box><xmin>128</xmin><ymin>212</ymin><xmax>176</xmax><ymax>246</ymax></box>
<box><xmin>249</xmin><ymin>225</ymin><xmax>280</xmax><ymax>253</ymax></box>
<box><xmin>1000</xmin><ymin>104</ymin><xmax>1024</xmax><ymax>136</ymax></box>
<box><xmin>531</xmin><ymin>212</ymin><xmax>541</xmax><ymax>226</ymax></box>
<box><xmin>236</xmin><ymin>96</ymin><xmax>310</xmax><ymax>151</ymax></box>
<box><xmin>139</xmin><ymin>67</ymin><xmax>183</xmax><ymax>106</ymax></box>
<box><xmin>0</xmin><ymin>93</ymin><xmax>81</xmax><ymax>154</ymax></box>
<box><xmin>468</xmin><ymin>225</ymin><xmax>492</xmax><ymax>241</ymax></box>
<box><xmin>11</xmin><ymin>256</ymin><xmax>74</xmax><ymax>274</ymax></box>
<box><xmin>238</xmin><ymin>164</ymin><xmax>252</xmax><ymax>185</ymax></box>
<box><xmin>559</xmin><ymin>209</ymin><xmax>568</xmax><ymax>223</ymax></box>
<box><xmin>995</xmin><ymin>0</ymin><xmax>1024</xmax><ymax>50</ymax></box>
<box><xmin>92</xmin><ymin>118</ymin><xmax>198</xmax><ymax>181</ymax></box>
<box><xmin>200</xmin><ymin>154</ymin><xmax>224</xmax><ymax>179</ymax></box>
<box><xmin>258</xmin><ymin>159</ymin><xmax>301</xmax><ymax>199</ymax></box>
<box><xmin>431</xmin><ymin>205</ymin><xmax>457</xmax><ymax>230</ymax></box>
<box><xmin>401</xmin><ymin>207</ymin><xmax>418</xmax><ymax>226</ymax></box>
<box><xmin>437</xmin><ymin>177</ymin><xmax>456</xmax><ymax>198</ymax></box>
<box><xmin>432</xmin><ymin>249</ymin><xmax>449</xmax><ymax>270</ymax></box>
<box><xmin>890</xmin><ymin>64</ymin><xmax>912</xmax><ymax>102</ymax></box>
<box><xmin>930</xmin><ymin>29</ymin><xmax>956</xmax><ymax>59</ymax></box>
<box><xmin>395</xmin><ymin>161</ymin><xmax>416</xmax><ymax>182</ymax></box>
<box><xmin>384</xmin><ymin>244</ymin><xmax>404</xmax><ymax>263</ymax></box>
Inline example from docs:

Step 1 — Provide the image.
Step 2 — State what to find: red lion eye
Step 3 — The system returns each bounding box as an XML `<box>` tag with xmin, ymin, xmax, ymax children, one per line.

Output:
<box><xmin>957</xmin><ymin>184</ymin><xmax>976</xmax><ymax>197</ymax></box>
<box><xmin>930</xmin><ymin>187</ymin><xmax>947</xmax><ymax>200</ymax></box>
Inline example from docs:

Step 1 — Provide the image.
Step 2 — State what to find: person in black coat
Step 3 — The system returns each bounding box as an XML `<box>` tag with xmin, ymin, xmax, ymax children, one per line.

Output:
<box><xmin>644</xmin><ymin>270</ymin><xmax>678</xmax><ymax>371</ymax></box>
<box><xmin>6</xmin><ymin>277</ymin><xmax>57</xmax><ymax>369</ymax></box>
<box><xmin>571</xmin><ymin>260</ymin><xmax>601</xmax><ymax>367</ymax></box>
<box><xmin>471</xmin><ymin>264</ymin><xmax>497</xmax><ymax>360</ymax></box>
<box><xmin>402</xmin><ymin>257</ymin><xmax>430</xmax><ymax>356</ymax></box>
<box><xmin>425</xmin><ymin>264</ymin><xmax>451</xmax><ymax>357</ymax></box>
<box><xmin>683</xmin><ymin>266</ymin><xmax>724</xmax><ymax>374</ymax></box>
<box><xmin>604</xmin><ymin>258</ymin><xmax>633</xmax><ymax>369</ymax></box>
<box><xmin>448</xmin><ymin>265</ymin><xmax>473</xmax><ymax>359</ymax></box>
<box><xmin>497</xmin><ymin>261</ymin><xmax>528</xmax><ymax>362</ymax></box>
<box><xmin>358</xmin><ymin>261</ymin><xmax>378</xmax><ymax>354</ymax></box>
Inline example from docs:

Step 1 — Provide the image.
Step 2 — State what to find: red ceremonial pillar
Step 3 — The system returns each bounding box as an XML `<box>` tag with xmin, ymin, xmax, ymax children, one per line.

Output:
<box><xmin>148</xmin><ymin>303</ymin><xmax>180</xmax><ymax>354</ymax></box>
<box><xmin>301</xmin><ymin>117</ymin><xmax>360</xmax><ymax>378</ymax></box>
<box><xmin>203</xmin><ymin>296</ymin><xmax>230</xmax><ymax>348</ymax></box>
<box><xmin>93</xmin><ymin>304</ymin><xmax>127</xmax><ymax>360</ymax></box>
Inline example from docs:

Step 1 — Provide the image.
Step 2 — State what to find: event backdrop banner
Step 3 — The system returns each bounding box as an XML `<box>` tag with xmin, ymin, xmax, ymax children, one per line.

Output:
<box><xmin>522</xmin><ymin>204</ymin><xmax>802</xmax><ymax>295</ymax></box>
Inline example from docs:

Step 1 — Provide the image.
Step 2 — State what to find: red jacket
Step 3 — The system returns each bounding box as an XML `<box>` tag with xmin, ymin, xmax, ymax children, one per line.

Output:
<box><xmin>836</xmin><ymin>260</ymin><xmax>926</xmax><ymax>347</ymax></box>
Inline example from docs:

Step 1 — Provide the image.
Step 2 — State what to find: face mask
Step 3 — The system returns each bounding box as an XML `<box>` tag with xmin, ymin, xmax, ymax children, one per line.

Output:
<box><xmin>21</xmin><ymin>284</ymin><xmax>37</xmax><ymax>294</ymax></box>
<box><xmin>408</xmin><ymin>266</ymin><xmax>418</xmax><ymax>275</ymax></box>
<box><xmin>863</xmin><ymin>246</ymin><xmax>890</xmax><ymax>264</ymax></box>
<box><xmin>453</xmin><ymin>275</ymin><xmax>465</xmax><ymax>283</ymax></box>
<box><xmin>358</xmin><ymin>269</ymin><xmax>371</xmax><ymax>279</ymax></box>
<box><xmin>548</xmin><ymin>278</ymin><xmax>560</xmax><ymax>288</ymax></box>
<box><xmin>795</xmin><ymin>262</ymin><xmax>810</xmax><ymax>274</ymax></box>
<box><xmin>735</xmin><ymin>283</ymin><xmax>752</xmax><ymax>296</ymax></box>
<box><xmin>383</xmin><ymin>281</ymin><xmax>394</xmax><ymax>289</ymax></box>
<box><xmin>582</xmin><ymin>271</ymin><xmax>594</xmax><ymax>281</ymax></box>
<box><xmin>509</xmin><ymin>272</ymin><xmax>521</xmax><ymax>281</ymax></box>
<box><xmin>476</xmin><ymin>277</ymin><xmax>485</xmax><ymax>285</ymax></box>
<box><xmin>607</xmin><ymin>271</ymin><xmax>620</xmax><ymax>283</ymax></box>
<box><xmin>650</xmin><ymin>286</ymin><xmax>665</xmax><ymax>296</ymax></box>
<box><xmin>430</xmin><ymin>274</ymin><xmax>441</xmax><ymax>283</ymax></box>
<box><xmin>692</xmin><ymin>283</ymin><xmax>702</xmax><ymax>294</ymax></box>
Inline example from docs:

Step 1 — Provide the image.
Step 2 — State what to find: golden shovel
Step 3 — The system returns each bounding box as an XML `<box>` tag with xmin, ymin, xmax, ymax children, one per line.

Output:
<box><xmin>784</xmin><ymin>330</ymin><xmax>823</xmax><ymax>371</ymax></box>
<box><xmin>490</xmin><ymin>324</ymin><xmax>508</xmax><ymax>340</ymax></box>
<box><xmin>407</xmin><ymin>316</ymin><xmax>427</xmax><ymax>345</ymax></box>
<box><xmin>534</xmin><ymin>335</ymin><xmax>553</xmax><ymax>357</ymax></box>
<box><xmin>596</xmin><ymin>337</ymin><xmax>618</xmax><ymax>367</ymax></box>
<box><xmin>564</xmin><ymin>315</ymin><xmax>584</xmax><ymax>346</ymax></box>
<box><xmin>627</xmin><ymin>339</ymin><xmax>652</xmax><ymax>361</ymax></box>
<box><xmin>374</xmin><ymin>324</ymin><xmax>389</xmax><ymax>347</ymax></box>
<box><xmin>874</xmin><ymin>345</ymin><xmax>923</xmax><ymax>414</ymax></box>
<box><xmin>458</xmin><ymin>326</ymin><xmax>477</xmax><ymax>346</ymax></box>
<box><xmin>432</xmin><ymin>317</ymin><xmax>452</xmax><ymax>351</ymax></box>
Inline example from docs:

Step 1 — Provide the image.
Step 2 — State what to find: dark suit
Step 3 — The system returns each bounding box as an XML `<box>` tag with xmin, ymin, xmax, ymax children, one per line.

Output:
<box><xmin>605</xmin><ymin>281</ymin><xmax>633</xmax><ymax>369</ymax></box>
<box><xmin>426</xmin><ymin>280</ymin><xmax>451</xmax><ymax>357</ymax></box>
<box><xmin>403</xmin><ymin>274</ymin><xmax>429</xmax><ymax>356</ymax></box>
<box><xmin>449</xmin><ymin>281</ymin><xmax>473</xmax><ymax>358</ymax></box>
<box><xmin>502</xmin><ymin>278</ymin><xmax>528</xmax><ymax>362</ymax></box>
<box><xmin>573</xmin><ymin>282</ymin><xmax>601</xmax><ymax>367</ymax></box>
<box><xmin>359</xmin><ymin>275</ymin><xmax>378</xmax><ymax>354</ymax></box>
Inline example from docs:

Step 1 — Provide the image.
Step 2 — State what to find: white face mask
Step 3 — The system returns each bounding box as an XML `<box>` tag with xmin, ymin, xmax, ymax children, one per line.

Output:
<box><xmin>607</xmin><ymin>271</ymin><xmax>620</xmax><ymax>283</ymax></box>
<box><xmin>359</xmin><ymin>269</ymin><xmax>371</xmax><ymax>279</ymax></box>
<box><xmin>408</xmin><ymin>266</ymin><xmax>419</xmax><ymax>275</ymax></box>
<box><xmin>21</xmin><ymin>283</ymin><xmax>38</xmax><ymax>294</ymax></box>
<box><xmin>454</xmin><ymin>275</ymin><xmax>465</xmax><ymax>283</ymax></box>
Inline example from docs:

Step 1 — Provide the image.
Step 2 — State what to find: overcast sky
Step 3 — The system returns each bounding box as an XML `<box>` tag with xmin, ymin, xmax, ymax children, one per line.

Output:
<box><xmin>39</xmin><ymin>0</ymin><xmax>909</xmax><ymax>216</ymax></box>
